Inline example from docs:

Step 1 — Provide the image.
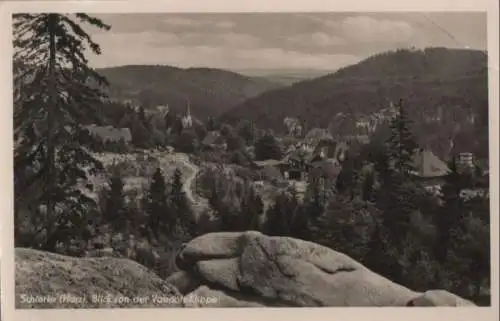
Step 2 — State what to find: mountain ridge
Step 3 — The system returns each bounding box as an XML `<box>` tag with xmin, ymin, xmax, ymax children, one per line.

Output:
<box><xmin>220</xmin><ymin>47</ymin><xmax>489</xmax><ymax>160</ymax></box>
<box><xmin>95</xmin><ymin>64</ymin><xmax>283</xmax><ymax>120</ymax></box>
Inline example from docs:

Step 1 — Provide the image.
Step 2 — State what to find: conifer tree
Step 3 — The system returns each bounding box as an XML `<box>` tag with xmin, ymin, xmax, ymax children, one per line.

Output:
<box><xmin>362</xmin><ymin>170</ymin><xmax>376</xmax><ymax>202</ymax></box>
<box><xmin>169</xmin><ymin>168</ymin><xmax>197</xmax><ymax>240</ymax></box>
<box><xmin>254</xmin><ymin>132</ymin><xmax>283</xmax><ymax>161</ymax></box>
<box><xmin>434</xmin><ymin>156</ymin><xmax>465</xmax><ymax>262</ymax></box>
<box><xmin>145</xmin><ymin>168</ymin><xmax>170</xmax><ymax>237</ymax></box>
<box><xmin>239</xmin><ymin>184</ymin><xmax>264</xmax><ymax>231</ymax></box>
<box><xmin>264</xmin><ymin>191</ymin><xmax>299</xmax><ymax>236</ymax></box>
<box><xmin>13</xmin><ymin>14</ymin><xmax>111</xmax><ymax>251</ymax></box>
<box><xmin>104</xmin><ymin>171</ymin><xmax>126</xmax><ymax>230</ymax></box>
<box><xmin>386</xmin><ymin>99</ymin><xmax>418</xmax><ymax>177</ymax></box>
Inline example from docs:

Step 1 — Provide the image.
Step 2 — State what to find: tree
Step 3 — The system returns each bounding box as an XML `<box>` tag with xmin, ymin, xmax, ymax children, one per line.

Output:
<box><xmin>206</xmin><ymin>116</ymin><xmax>218</xmax><ymax>131</ymax></box>
<box><xmin>13</xmin><ymin>13</ymin><xmax>111</xmax><ymax>251</ymax></box>
<box><xmin>265</xmin><ymin>191</ymin><xmax>301</xmax><ymax>237</ymax></box>
<box><xmin>131</xmin><ymin>119</ymin><xmax>151</xmax><ymax>149</ymax></box>
<box><xmin>434</xmin><ymin>157</ymin><xmax>465</xmax><ymax>262</ymax></box>
<box><xmin>362</xmin><ymin>170</ymin><xmax>376</xmax><ymax>202</ymax></box>
<box><xmin>254</xmin><ymin>132</ymin><xmax>283</xmax><ymax>161</ymax></box>
<box><xmin>237</xmin><ymin>120</ymin><xmax>257</xmax><ymax>145</ymax></box>
<box><xmin>239</xmin><ymin>184</ymin><xmax>264</xmax><ymax>231</ymax></box>
<box><xmin>335</xmin><ymin>155</ymin><xmax>360</xmax><ymax>199</ymax></box>
<box><xmin>220</xmin><ymin>124</ymin><xmax>234</xmax><ymax>137</ymax></box>
<box><xmin>169</xmin><ymin>169</ymin><xmax>197</xmax><ymax>240</ymax></box>
<box><xmin>175</xmin><ymin>130</ymin><xmax>199</xmax><ymax>154</ymax></box>
<box><xmin>226</xmin><ymin>134</ymin><xmax>245</xmax><ymax>152</ymax></box>
<box><xmin>386</xmin><ymin>99</ymin><xmax>418</xmax><ymax>177</ymax></box>
<box><xmin>145</xmin><ymin>168</ymin><xmax>171</xmax><ymax>237</ymax></box>
<box><xmin>104</xmin><ymin>171</ymin><xmax>127</xmax><ymax>231</ymax></box>
<box><xmin>138</xmin><ymin>106</ymin><xmax>148</xmax><ymax>127</ymax></box>
<box><xmin>448</xmin><ymin>211</ymin><xmax>490</xmax><ymax>301</ymax></box>
<box><xmin>230</xmin><ymin>150</ymin><xmax>250</xmax><ymax>166</ymax></box>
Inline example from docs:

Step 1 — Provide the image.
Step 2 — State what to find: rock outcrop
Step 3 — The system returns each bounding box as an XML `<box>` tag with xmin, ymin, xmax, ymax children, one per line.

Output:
<box><xmin>15</xmin><ymin>248</ymin><xmax>181</xmax><ymax>308</ymax></box>
<box><xmin>14</xmin><ymin>231</ymin><xmax>476</xmax><ymax>308</ymax></box>
<box><xmin>168</xmin><ymin>231</ymin><xmax>476</xmax><ymax>307</ymax></box>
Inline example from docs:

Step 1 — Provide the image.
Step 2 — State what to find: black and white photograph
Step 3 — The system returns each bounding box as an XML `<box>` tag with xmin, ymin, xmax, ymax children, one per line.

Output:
<box><xmin>2</xmin><ymin>1</ymin><xmax>498</xmax><ymax>315</ymax></box>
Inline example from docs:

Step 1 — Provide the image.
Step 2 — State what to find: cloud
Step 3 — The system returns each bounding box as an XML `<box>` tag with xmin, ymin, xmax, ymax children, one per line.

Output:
<box><xmin>91</xmin><ymin>31</ymin><xmax>181</xmax><ymax>49</ymax></box>
<box><xmin>214</xmin><ymin>21</ymin><xmax>236</xmax><ymax>29</ymax></box>
<box><xmin>162</xmin><ymin>16</ymin><xmax>202</xmax><ymax>27</ymax></box>
<box><xmin>139</xmin><ymin>30</ymin><xmax>261</xmax><ymax>49</ymax></box>
<box><xmin>161</xmin><ymin>16</ymin><xmax>236</xmax><ymax>31</ymax></box>
<box><xmin>88</xmin><ymin>31</ymin><xmax>360</xmax><ymax>70</ymax></box>
<box><xmin>288</xmin><ymin>32</ymin><xmax>346</xmax><ymax>47</ymax></box>
<box><xmin>214</xmin><ymin>32</ymin><xmax>261</xmax><ymax>48</ymax></box>
<box><xmin>340</xmin><ymin>16</ymin><xmax>415</xmax><ymax>43</ymax></box>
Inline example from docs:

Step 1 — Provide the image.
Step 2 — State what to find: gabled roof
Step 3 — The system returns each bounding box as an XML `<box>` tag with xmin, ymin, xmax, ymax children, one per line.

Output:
<box><xmin>412</xmin><ymin>149</ymin><xmax>450</xmax><ymax>178</ymax></box>
<box><xmin>282</xmin><ymin>148</ymin><xmax>313</xmax><ymax>163</ymax></box>
<box><xmin>254</xmin><ymin>159</ymin><xmax>283</xmax><ymax>168</ymax></box>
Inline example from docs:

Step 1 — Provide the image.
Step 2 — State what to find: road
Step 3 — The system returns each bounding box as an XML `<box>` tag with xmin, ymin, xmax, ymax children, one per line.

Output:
<box><xmin>164</xmin><ymin>153</ymin><xmax>208</xmax><ymax>218</ymax></box>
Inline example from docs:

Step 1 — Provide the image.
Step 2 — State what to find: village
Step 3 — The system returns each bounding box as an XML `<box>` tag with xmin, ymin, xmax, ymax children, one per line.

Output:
<box><xmin>83</xmin><ymin>98</ymin><xmax>488</xmax><ymax>206</ymax></box>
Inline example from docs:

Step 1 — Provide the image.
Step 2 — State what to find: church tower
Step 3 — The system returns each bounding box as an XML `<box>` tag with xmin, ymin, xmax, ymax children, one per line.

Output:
<box><xmin>181</xmin><ymin>98</ymin><xmax>193</xmax><ymax>129</ymax></box>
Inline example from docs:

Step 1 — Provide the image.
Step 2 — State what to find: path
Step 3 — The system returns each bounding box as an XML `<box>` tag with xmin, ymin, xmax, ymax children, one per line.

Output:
<box><xmin>155</xmin><ymin>152</ymin><xmax>208</xmax><ymax>218</ymax></box>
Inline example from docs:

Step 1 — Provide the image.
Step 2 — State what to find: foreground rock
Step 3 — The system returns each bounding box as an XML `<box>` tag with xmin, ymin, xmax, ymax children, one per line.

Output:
<box><xmin>407</xmin><ymin>290</ymin><xmax>477</xmax><ymax>307</ymax></box>
<box><xmin>15</xmin><ymin>248</ymin><xmax>182</xmax><ymax>308</ymax></box>
<box><xmin>170</xmin><ymin>231</ymin><xmax>476</xmax><ymax>307</ymax></box>
<box><xmin>14</xmin><ymin>232</ymin><xmax>476</xmax><ymax>308</ymax></box>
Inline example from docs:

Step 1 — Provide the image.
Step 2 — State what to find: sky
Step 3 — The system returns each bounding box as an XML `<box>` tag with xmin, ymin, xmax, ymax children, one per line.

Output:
<box><xmin>86</xmin><ymin>12</ymin><xmax>487</xmax><ymax>71</ymax></box>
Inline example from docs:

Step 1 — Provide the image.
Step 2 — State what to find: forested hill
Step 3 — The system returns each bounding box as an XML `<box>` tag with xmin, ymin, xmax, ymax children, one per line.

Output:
<box><xmin>96</xmin><ymin>65</ymin><xmax>282</xmax><ymax>120</ymax></box>
<box><xmin>220</xmin><ymin>47</ymin><xmax>489</xmax><ymax>160</ymax></box>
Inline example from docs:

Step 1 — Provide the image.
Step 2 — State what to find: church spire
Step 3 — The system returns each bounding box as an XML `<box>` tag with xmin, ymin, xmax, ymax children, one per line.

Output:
<box><xmin>185</xmin><ymin>97</ymin><xmax>191</xmax><ymax>117</ymax></box>
<box><xmin>181</xmin><ymin>96</ymin><xmax>193</xmax><ymax>129</ymax></box>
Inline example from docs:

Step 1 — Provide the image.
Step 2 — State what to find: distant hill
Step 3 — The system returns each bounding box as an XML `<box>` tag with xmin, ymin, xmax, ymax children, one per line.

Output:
<box><xmin>233</xmin><ymin>68</ymin><xmax>334</xmax><ymax>86</ymax></box>
<box><xmin>221</xmin><ymin>48</ymin><xmax>489</xmax><ymax>160</ymax></box>
<box><xmin>96</xmin><ymin>65</ymin><xmax>282</xmax><ymax>120</ymax></box>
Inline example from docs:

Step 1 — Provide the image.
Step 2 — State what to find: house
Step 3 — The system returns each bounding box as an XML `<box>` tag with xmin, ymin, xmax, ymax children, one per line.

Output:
<box><xmin>280</xmin><ymin>148</ymin><xmax>313</xmax><ymax>181</ymax></box>
<box><xmin>201</xmin><ymin>131</ymin><xmax>226</xmax><ymax>149</ymax></box>
<box><xmin>411</xmin><ymin>148</ymin><xmax>450</xmax><ymax>185</ymax></box>
<box><xmin>311</xmin><ymin>139</ymin><xmax>349</xmax><ymax>164</ymax></box>
<box><xmin>84</xmin><ymin>125</ymin><xmax>132</xmax><ymax>143</ymax></box>
<box><xmin>456</xmin><ymin>152</ymin><xmax>475</xmax><ymax>169</ymax></box>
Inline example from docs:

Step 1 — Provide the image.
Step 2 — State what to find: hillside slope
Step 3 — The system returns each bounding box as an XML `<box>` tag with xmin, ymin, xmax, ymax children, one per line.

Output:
<box><xmin>221</xmin><ymin>47</ymin><xmax>489</xmax><ymax>159</ymax></box>
<box><xmin>96</xmin><ymin>65</ymin><xmax>282</xmax><ymax>120</ymax></box>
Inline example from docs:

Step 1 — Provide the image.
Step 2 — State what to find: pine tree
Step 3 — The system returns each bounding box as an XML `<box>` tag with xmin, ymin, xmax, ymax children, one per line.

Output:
<box><xmin>254</xmin><ymin>132</ymin><xmax>283</xmax><ymax>161</ymax></box>
<box><xmin>386</xmin><ymin>99</ymin><xmax>418</xmax><ymax>177</ymax></box>
<box><xmin>206</xmin><ymin>117</ymin><xmax>218</xmax><ymax>131</ymax></box>
<box><xmin>138</xmin><ymin>106</ymin><xmax>148</xmax><ymax>127</ymax></box>
<box><xmin>434</xmin><ymin>156</ymin><xmax>465</xmax><ymax>262</ymax></box>
<box><xmin>336</xmin><ymin>154</ymin><xmax>360</xmax><ymax>199</ymax></box>
<box><xmin>145</xmin><ymin>168</ymin><xmax>170</xmax><ymax>237</ymax></box>
<box><xmin>237</xmin><ymin>120</ymin><xmax>256</xmax><ymax>145</ymax></box>
<box><xmin>239</xmin><ymin>184</ymin><xmax>264</xmax><ymax>231</ymax></box>
<box><xmin>265</xmin><ymin>192</ymin><xmax>294</xmax><ymax>236</ymax></box>
<box><xmin>362</xmin><ymin>170</ymin><xmax>376</xmax><ymax>202</ymax></box>
<box><xmin>104</xmin><ymin>171</ymin><xmax>126</xmax><ymax>230</ymax></box>
<box><xmin>13</xmin><ymin>14</ymin><xmax>111</xmax><ymax>251</ymax></box>
<box><xmin>131</xmin><ymin>118</ymin><xmax>151</xmax><ymax>149</ymax></box>
<box><xmin>175</xmin><ymin>130</ymin><xmax>199</xmax><ymax>154</ymax></box>
<box><xmin>169</xmin><ymin>168</ymin><xmax>197</xmax><ymax>240</ymax></box>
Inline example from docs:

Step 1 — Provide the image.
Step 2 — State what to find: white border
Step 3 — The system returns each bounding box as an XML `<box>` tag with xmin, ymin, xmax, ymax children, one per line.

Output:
<box><xmin>0</xmin><ymin>1</ymin><xmax>498</xmax><ymax>321</ymax></box>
